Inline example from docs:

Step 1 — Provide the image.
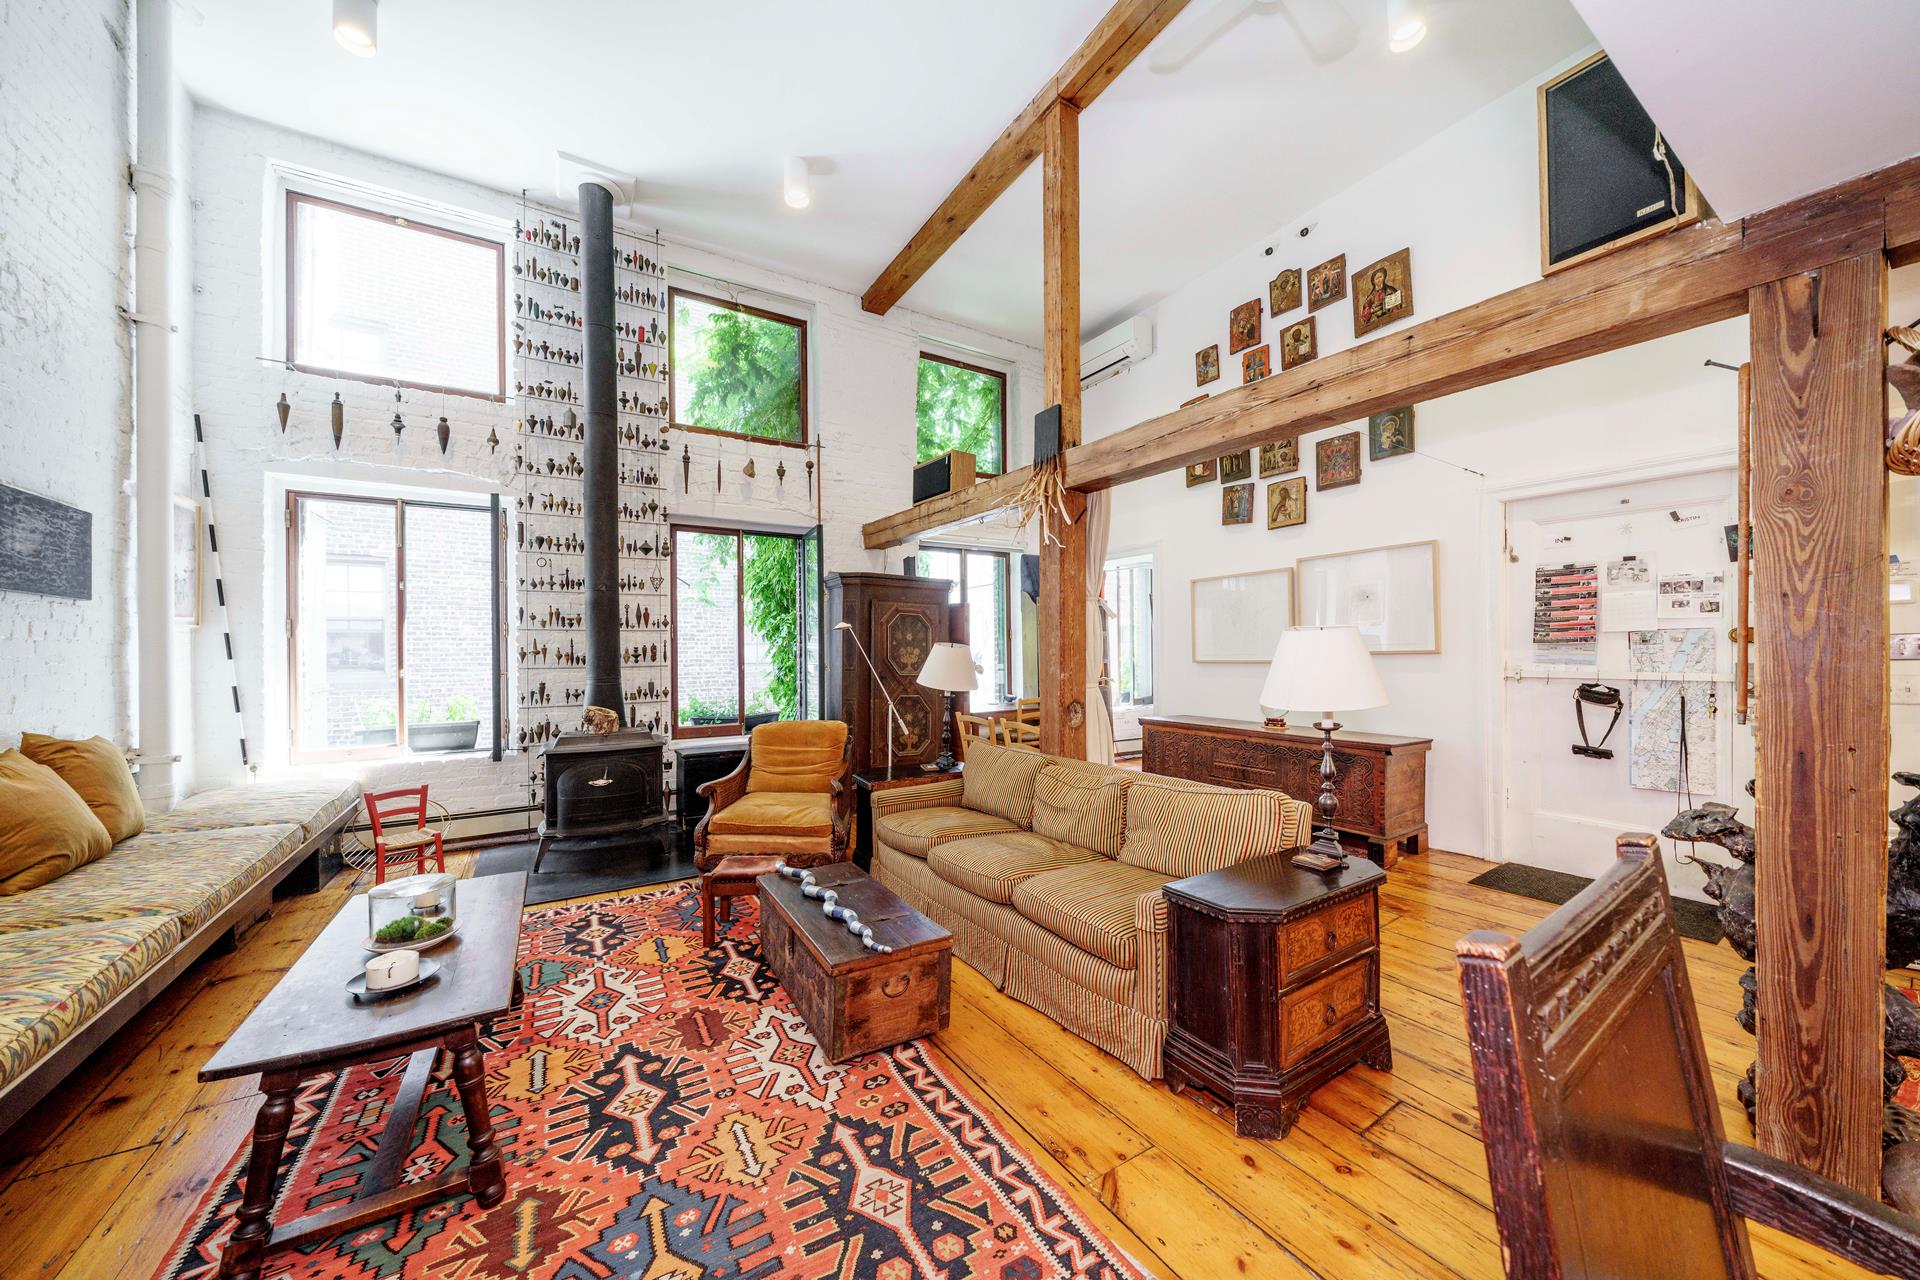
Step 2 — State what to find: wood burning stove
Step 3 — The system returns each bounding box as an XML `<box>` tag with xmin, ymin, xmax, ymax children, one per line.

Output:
<box><xmin>533</xmin><ymin>730</ymin><xmax>665</xmax><ymax>869</ymax></box>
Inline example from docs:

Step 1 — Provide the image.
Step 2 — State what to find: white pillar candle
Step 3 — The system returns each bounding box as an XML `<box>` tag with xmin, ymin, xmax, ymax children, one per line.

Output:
<box><xmin>366</xmin><ymin>950</ymin><xmax>419</xmax><ymax>990</ymax></box>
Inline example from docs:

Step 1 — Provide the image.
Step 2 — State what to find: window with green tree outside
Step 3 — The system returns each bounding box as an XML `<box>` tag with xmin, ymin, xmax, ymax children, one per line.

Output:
<box><xmin>670</xmin><ymin>289</ymin><xmax>807</xmax><ymax>445</ymax></box>
<box><xmin>916</xmin><ymin>353</ymin><xmax>1005</xmax><ymax>476</ymax></box>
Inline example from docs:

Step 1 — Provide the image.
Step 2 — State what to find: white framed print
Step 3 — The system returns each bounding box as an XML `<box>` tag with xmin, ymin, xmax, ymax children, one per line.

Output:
<box><xmin>1295</xmin><ymin>539</ymin><xmax>1438</xmax><ymax>654</ymax></box>
<box><xmin>1190</xmin><ymin>567</ymin><xmax>1294</xmax><ymax>663</ymax></box>
<box><xmin>171</xmin><ymin>496</ymin><xmax>201</xmax><ymax>628</ymax></box>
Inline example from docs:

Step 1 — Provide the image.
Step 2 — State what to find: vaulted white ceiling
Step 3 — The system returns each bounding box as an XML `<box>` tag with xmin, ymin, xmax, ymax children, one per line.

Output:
<box><xmin>173</xmin><ymin>0</ymin><xmax>1594</xmax><ymax>344</ymax></box>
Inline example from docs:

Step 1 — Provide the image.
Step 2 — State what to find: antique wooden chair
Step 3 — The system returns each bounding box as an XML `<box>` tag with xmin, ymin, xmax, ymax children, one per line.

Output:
<box><xmin>692</xmin><ymin>720</ymin><xmax>853</xmax><ymax>874</ymax></box>
<box><xmin>1456</xmin><ymin>834</ymin><xmax>1920</xmax><ymax>1279</ymax></box>
<box><xmin>362</xmin><ymin>785</ymin><xmax>447</xmax><ymax>885</ymax></box>
<box><xmin>953</xmin><ymin>712</ymin><xmax>997</xmax><ymax>760</ymax></box>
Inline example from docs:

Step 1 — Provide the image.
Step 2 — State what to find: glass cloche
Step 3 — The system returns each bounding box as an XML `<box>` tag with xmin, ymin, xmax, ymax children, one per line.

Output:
<box><xmin>367</xmin><ymin>872</ymin><xmax>458</xmax><ymax>949</ymax></box>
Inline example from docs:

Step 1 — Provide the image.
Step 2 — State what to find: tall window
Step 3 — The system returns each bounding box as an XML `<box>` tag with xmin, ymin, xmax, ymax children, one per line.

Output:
<box><xmin>1103</xmin><ymin>554</ymin><xmax>1154</xmax><ymax>709</ymax></box>
<box><xmin>916</xmin><ymin>353</ymin><xmax>1006</xmax><ymax>476</ymax></box>
<box><xmin>288</xmin><ymin>491</ymin><xmax>500</xmax><ymax>762</ymax></box>
<box><xmin>669</xmin><ymin>289</ymin><xmax>808</xmax><ymax>445</ymax></box>
<box><xmin>672</xmin><ymin>525</ymin><xmax>822</xmax><ymax>737</ymax></box>
<box><xmin>286</xmin><ymin>192</ymin><xmax>504</xmax><ymax>398</ymax></box>
<box><xmin>916</xmin><ymin>545</ymin><xmax>1011</xmax><ymax>703</ymax></box>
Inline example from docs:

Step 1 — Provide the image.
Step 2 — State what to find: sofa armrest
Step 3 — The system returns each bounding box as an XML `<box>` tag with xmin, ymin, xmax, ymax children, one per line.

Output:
<box><xmin>870</xmin><ymin>774</ymin><xmax>965</xmax><ymax>818</ymax></box>
<box><xmin>1280</xmin><ymin>795</ymin><xmax>1315</xmax><ymax>849</ymax></box>
<box><xmin>692</xmin><ymin>746</ymin><xmax>753</xmax><ymax>852</ymax></box>
<box><xmin>1133</xmin><ymin>887</ymin><xmax>1172</xmax><ymax>1019</ymax></box>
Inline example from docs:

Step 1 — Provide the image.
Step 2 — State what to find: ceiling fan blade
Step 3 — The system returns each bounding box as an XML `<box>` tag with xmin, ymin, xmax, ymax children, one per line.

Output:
<box><xmin>1149</xmin><ymin>0</ymin><xmax>1280</xmax><ymax>74</ymax></box>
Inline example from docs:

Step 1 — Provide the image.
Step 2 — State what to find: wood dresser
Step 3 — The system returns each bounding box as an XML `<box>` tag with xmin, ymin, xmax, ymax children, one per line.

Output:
<box><xmin>1164</xmin><ymin>855</ymin><xmax>1389</xmax><ymax>1138</ymax></box>
<box><xmin>1141</xmin><ymin>715</ymin><xmax>1431</xmax><ymax>865</ymax></box>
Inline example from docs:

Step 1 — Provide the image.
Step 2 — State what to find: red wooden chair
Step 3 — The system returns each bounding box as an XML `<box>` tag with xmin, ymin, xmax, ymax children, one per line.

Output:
<box><xmin>363</xmin><ymin>786</ymin><xmax>446</xmax><ymax>884</ymax></box>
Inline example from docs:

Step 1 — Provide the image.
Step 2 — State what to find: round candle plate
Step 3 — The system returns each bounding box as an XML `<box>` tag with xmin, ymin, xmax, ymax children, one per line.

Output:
<box><xmin>346</xmin><ymin>956</ymin><xmax>442</xmax><ymax>1002</ymax></box>
<box><xmin>362</xmin><ymin>919</ymin><xmax>461</xmax><ymax>954</ymax></box>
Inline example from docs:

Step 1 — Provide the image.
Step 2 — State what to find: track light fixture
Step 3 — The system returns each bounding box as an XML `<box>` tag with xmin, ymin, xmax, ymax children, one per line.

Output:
<box><xmin>334</xmin><ymin>0</ymin><xmax>377</xmax><ymax>57</ymax></box>
<box><xmin>783</xmin><ymin>156</ymin><xmax>811</xmax><ymax>211</ymax></box>
<box><xmin>1386</xmin><ymin>0</ymin><xmax>1426</xmax><ymax>52</ymax></box>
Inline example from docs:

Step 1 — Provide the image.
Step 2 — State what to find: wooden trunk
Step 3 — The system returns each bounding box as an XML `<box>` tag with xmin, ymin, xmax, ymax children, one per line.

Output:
<box><xmin>1141</xmin><ymin>716</ymin><xmax>1431</xmax><ymax>864</ymax></box>
<box><xmin>825</xmin><ymin>572</ymin><xmax>955</xmax><ymax>774</ymax></box>
<box><xmin>757</xmin><ymin>863</ymin><xmax>952</xmax><ymax>1063</ymax></box>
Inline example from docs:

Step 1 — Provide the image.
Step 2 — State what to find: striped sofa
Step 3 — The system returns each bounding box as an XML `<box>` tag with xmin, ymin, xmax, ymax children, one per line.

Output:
<box><xmin>870</xmin><ymin>741</ymin><xmax>1312</xmax><ymax>1078</ymax></box>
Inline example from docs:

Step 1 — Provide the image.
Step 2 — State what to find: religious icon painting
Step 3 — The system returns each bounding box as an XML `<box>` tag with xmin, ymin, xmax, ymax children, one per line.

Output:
<box><xmin>1242</xmin><ymin>344</ymin><xmax>1271</xmax><ymax>383</ymax></box>
<box><xmin>1369</xmin><ymin>405</ymin><xmax>1416</xmax><ymax>460</ymax></box>
<box><xmin>1307</xmin><ymin>254</ymin><xmax>1347</xmax><ymax>312</ymax></box>
<box><xmin>1228</xmin><ymin>299</ymin><xmax>1261</xmax><ymax>354</ymax></box>
<box><xmin>1196</xmin><ymin>344</ymin><xmax>1220</xmax><ymax>385</ymax></box>
<box><xmin>1269</xmin><ymin>268</ymin><xmax>1302</xmax><ymax>317</ymax></box>
<box><xmin>1266</xmin><ymin>476</ymin><xmax>1307</xmax><ymax>529</ymax></box>
<box><xmin>1222</xmin><ymin>482</ymin><xmax>1255</xmax><ymax>525</ymax></box>
<box><xmin>1219</xmin><ymin>449</ymin><xmax>1253</xmax><ymax>484</ymax></box>
<box><xmin>1185</xmin><ymin>457</ymin><xmax>1218</xmax><ymax>487</ymax></box>
<box><xmin>1259</xmin><ymin>439</ymin><xmax>1299</xmax><ymax>477</ymax></box>
<box><xmin>1352</xmin><ymin>247</ymin><xmax>1415</xmax><ymax>337</ymax></box>
<box><xmin>1316</xmin><ymin>431</ymin><xmax>1362</xmax><ymax>490</ymax></box>
<box><xmin>1280</xmin><ymin>316</ymin><xmax>1318</xmax><ymax>369</ymax></box>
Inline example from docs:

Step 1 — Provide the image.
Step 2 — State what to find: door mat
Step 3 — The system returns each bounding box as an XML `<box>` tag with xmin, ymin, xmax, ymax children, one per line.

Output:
<box><xmin>1469</xmin><ymin>862</ymin><xmax>1725</xmax><ymax>944</ymax></box>
<box><xmin>472</xmin><ymin>830</ymin><xmax>697</xmax><ymax>906</ymax></box>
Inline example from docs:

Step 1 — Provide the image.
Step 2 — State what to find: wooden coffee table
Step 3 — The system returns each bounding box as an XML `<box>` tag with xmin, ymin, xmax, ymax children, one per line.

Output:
<box><xmin>201</xmin><ymin>871</ymin><xmax>527</xmax><ymax>1280</ymax></box>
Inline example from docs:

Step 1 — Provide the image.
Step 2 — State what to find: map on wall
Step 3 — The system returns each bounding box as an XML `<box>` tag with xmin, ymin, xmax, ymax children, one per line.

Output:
<box><xmin>1627</xmin><ymin>627</ymin><xmax>1716</xmax><ymax>675</ymax></box>
<box><xmin>1628</xmin><ymin>682</ymin><xmax>1716</xmax><ymax>794</ymax></box>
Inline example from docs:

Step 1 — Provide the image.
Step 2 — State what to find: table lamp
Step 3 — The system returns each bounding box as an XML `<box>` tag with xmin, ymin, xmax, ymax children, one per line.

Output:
<box><xmin>1259</xmin><ymin>626</ymin><xmax>1388</xmax><ymax>870</ymax></box>
<box><xmin>916</xmin><ymin>642</ymin><xmax>979</xmax><ymax>771</ymax></box>
<box><xmin>834</xmin><ymin>620</ymin><xmax>909</xmax><ymax>776</ymax></box>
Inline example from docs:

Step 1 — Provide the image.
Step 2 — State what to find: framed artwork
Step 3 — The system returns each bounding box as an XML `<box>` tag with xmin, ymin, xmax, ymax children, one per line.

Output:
<box><xmin>1242</xmin><ymin>344</ymin><xmax>1271</xmax><ymax>383</ymax></box>
<box><xmin>1228</xmin><ymin>299</ymin><xmax>1261</xmax><ymax>354</ymax></box>
<box><xmin>1316</xmin><ymin>431</ymin><xmax>1362</xmax><ymax>490</ymax></box>
<box><xmin>1196</xmin><ymin>344</ymin><xmax>1220</xmax><ymax>385</ymax></box>
<box><xmin>1280</xmin><ymin>316</ymin><xmax>1318</xmax><ymax>369</ymax></box>
<box><xmin>1259</xmin><ymin>439</ymin><xmax>1299</xmax><ymax>477</ymax></box>
<box><xmin>1185</xmin><ymin>458</ymin><xmax>1218</xmax><ymax>487</ymax></box>
<box><xmin>1219</xmin><ymin>450</ymin><xmax>1253</xmax><ymax>483</ymax></box>
<box><xmin>171</xmin><ymin>496</ymin><xmax>201</xmax><ymax>627</ymax></box>
<box><xmin>1295</xmin><ymin>539</ymin><xmax>1440</xmax><ymax>654</ymax></box>
<box><xmin>0</xmin><ymin>482</ymin><xmax>91</xmax><ymax>601</ymax></box>
<box><xmin>1308</xmin><ymin>254</ymin><xmax>1347</xmax><ymax>311</ymax></box>
<box><xmin>1369</xmin><ymin>406</ymin><xmax>1415</xmax><ymax>460</ymax></box>
<box><xmin>1266</xmin><ymin>476</ymin><xmax>1307</xmax><ymax>530</ymax></box>
<box><xmin>1179</xmin><ymin>393</ymin><xmax>1211</xmax><ymax>408</ymax></box>
<box><xmin>1221</xmin><ymin>482</ymin><xmax>1254</xmax><ymax>525</ymax></box>
<box><xmin>1269</xmin><ymin>268</ymin><xmax>1302</xmax><ymax>316</ymax></box>
<box><xmin>1352</xmin><ymin>247</ymin><xmax>1415</xmax><ymax>337</ymax></box>
<box><xmin>1191</xmin><ymin>567</ymin><xmax>1294</xmax><ymax>663</ymax></box>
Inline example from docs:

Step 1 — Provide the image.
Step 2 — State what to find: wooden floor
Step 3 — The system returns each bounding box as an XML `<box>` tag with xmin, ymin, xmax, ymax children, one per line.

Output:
<box><xmin>0</xmin><ymin>848</ymin><xmax>1886</xmax><ymax>1279</ymax></box>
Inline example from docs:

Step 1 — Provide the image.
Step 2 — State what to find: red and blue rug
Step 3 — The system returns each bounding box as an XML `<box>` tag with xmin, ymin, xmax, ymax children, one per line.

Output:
<box><xmin>159</xmin><ymin>884</ymin><xmax>1146</xmax><ymax>1280</ymax></box>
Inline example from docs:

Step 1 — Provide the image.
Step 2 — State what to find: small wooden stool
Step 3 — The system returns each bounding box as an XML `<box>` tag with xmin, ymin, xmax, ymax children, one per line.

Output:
<box><xmin>701</xmin><ymin>855</ymin><xmax>785</xmax><ymax>947</ymax></box>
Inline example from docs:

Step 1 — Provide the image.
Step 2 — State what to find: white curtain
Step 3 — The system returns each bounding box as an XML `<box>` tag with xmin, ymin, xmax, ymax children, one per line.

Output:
<box><xmin>1084</xmin><ymin>490</ymin><xmax>1116</xmax><ymax>765</ymax></box>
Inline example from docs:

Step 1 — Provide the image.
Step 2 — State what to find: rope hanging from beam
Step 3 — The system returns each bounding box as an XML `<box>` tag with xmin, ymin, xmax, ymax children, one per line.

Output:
<box><xmin>1011</xmin><ymin>456</ymin><xmax>1073</xmax><ymax>547</ymax></box>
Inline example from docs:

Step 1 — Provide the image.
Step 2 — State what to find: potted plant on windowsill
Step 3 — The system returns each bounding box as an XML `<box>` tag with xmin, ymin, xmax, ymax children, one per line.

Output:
<box><xmin>408</xmin><ymin>694</ymin><xmax>481</xmax><ymax>753</ymax></box>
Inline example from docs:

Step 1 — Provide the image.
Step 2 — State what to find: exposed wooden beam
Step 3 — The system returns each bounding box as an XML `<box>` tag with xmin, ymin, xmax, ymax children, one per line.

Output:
<box><xmin>859</xmin><ymin>0</ymin><xmax>1189</xmax><ymax>316</ymax></box>
<box><xmin>1749</xmin><ymin>252</ymin><xmax>1889</xmax><ymax>1196</ymax></box>
<box><xmin>1039</xmin><ymin>102</ymin><xmax>1088</xmax><ymax>760</ymax></box>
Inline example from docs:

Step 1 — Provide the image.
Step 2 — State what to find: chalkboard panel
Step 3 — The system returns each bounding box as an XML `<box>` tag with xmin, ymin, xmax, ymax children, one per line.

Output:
<box><xmin>0</xmin><ymin>483</ymin><xmax>92</xmax><ymax>600</ymax></box>
<box><xmin>1540</xmin><ymin>52</ymin><xmax>1697</xmax><ymax>274</ymax></box>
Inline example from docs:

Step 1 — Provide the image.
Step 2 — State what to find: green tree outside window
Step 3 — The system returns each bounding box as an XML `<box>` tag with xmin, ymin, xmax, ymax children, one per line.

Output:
<box><xmin>917</xmin><ymin>355</ymin><xmax>1004</xmax><ymax>475</ymax></box>
<box><xmin>673</xmin><ymin>291</ymin><xmax>804</xmax><ymax>444</ymax></box>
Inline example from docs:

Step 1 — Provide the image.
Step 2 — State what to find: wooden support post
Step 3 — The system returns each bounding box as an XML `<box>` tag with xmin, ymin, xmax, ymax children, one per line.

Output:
<box><xmin>1748</xmin><ymin>251</ymin><xmax>1889</xmax><ymax>1196</ymax></box>
<box><xmin>1039</xmin><ymin>101</ymin><xmax>1088</xmax><ymax>760</ymax></box>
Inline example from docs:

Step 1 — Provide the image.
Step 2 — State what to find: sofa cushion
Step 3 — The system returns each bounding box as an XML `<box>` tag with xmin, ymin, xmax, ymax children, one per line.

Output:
<box><xmin>872</xmin><ymin>806</ymin><xmax>1021</xmax><ymax>859</ymax></box>
<box><xmin>1031</xmin><ymin>764</ymin><xmax>1131</xmax><ymax>857</ymax></box>
<box><xmin>960</xmin><ymin>741</ymin><xmax>1048</xmax><ymax>826</ymax></box>
<box><xmin>928</xmin><ymin>831</ymin><xmax>1103</xmax><ymax>905</ymax></box>
<box><xmin>0</xmin><ymin>913</ymin><xmax>184</xmax><ymax>1091</ymax></box>
<box><xmin>745</xmin><ymin>720</ymin><xmax>847</xmax><ymax>795</ymax></box>
<box><xmin>1011</xmin><ymin>860</ymin><xmax>1172</xmax><ymax>970</ymax></box>
<box><xmin>20</xmin><ymin>734</ymin><xmax>144</xmax><ymax>843</ymax></box>
<box><xmin>142</xmin><ymin>778</ymin><xmax>361</xmax><ymax>842</ymax></box>
<box><xmin>0</xmin><ymin>751</ymin><xmax>113</xmax><ymax>896</ymax></box>
<box><xmin>708</xmin><ymin>791</ymin><xmax>832</xmax><ymax>839</ymax></box>
<box><xmin>1118</xmin><ymin>779</ymin><xmax>1312</xmax><ymax>878</ymax></box>
<box><xmin>0</xmin><ymin>824</ymin><xmax>304</xmax><ymax>935</ymax></box>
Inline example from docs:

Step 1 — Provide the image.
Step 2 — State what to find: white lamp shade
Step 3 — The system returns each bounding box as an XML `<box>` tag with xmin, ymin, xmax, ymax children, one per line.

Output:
<box><xmin>916</xmin><ymin>642</ymin><xmax>978</xmax><ymax>693</ymax></box>
<box><xmin>1260</xmin><ymin>626</ymin><xmax>1387</xmax><ymax>715</ymax></box>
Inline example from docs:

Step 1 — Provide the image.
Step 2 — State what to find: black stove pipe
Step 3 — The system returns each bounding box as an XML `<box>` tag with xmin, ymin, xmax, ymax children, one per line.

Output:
<box><xmin>578</xmin><ymin>181</ymin><xmax>622</xmax><ymax>725</ymax></box>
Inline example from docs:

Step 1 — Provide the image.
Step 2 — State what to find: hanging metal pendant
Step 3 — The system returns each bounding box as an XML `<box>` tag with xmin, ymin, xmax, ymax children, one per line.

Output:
<box><xmin>330</xmin><ymin>393</ymin><xmax>344</xmax><ymax>449</ymax></box>
<box><xmin>715</xmin><ymin>458</ymin><xmax>722</xmax><ymax>494</ymax></box>
<box><xmin>777</xmin><ymin>458</ymin><xmax>787</xmax><ymax>490</ymax></box>
<box><xmin>805</xmin><ymin>457</ymin><xmax>814</xmax><ymax>500</ymax></box>
<box><xmin>743</xmin><ymin>458</ymin><xmax>756</xmax><ymax>479</ymax></box>
<box><xmin>436</xmin><ymin>416</ymin><xmax>451</xmax><ymax>454</ymax></box>
<box><xmin>390</xmin><ymin>388</ymin><xmax>405</xmax><ymax>438</ymax></box>
<box><xmin>276</xmin><ymin>392</ymin><xmax>290</xmax><ymax>433</ymax></box>
<box><xmin>681</xmin><ymin>444</ymin><xmax>691</xmax><ymax>493</ymax></box>
<box><xmin>487</xmin><ymin>426</ymin><xmax>500</xmax><ymax>453</ymax></box>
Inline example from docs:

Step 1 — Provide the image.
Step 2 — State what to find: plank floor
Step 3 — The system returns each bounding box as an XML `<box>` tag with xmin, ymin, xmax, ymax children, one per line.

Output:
<box><xmin>0</xmin><ymin>848</ymin><xmax>1887</xmax><ymax>1280</ymax></box>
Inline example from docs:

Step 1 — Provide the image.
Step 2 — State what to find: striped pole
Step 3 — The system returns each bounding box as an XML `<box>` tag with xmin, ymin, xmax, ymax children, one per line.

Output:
<box><xmin>192</xmin><ymin>414</ymin><xmax>254</xmax><ymax>774</ymax></box>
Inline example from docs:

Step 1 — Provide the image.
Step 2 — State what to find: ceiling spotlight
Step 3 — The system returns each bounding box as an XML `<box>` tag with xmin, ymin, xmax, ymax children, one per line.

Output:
<box><xmin>783</xmin><ymin>156</ymin><xmax>811</xmax><ymax>210</ymax></box>
<box><xmin>334</xmin><ymin>0</ymin><xmax>377</xmax><ymax>57</ymax></box>
<box><xmin>1386</xmin><ymin>0</ymin><xmax>1426</xmax><ymax>52</ymax></box>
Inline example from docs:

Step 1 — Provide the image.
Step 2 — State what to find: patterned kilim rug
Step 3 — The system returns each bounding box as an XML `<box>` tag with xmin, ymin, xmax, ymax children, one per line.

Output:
<box><xmin>157</xmin><ymin>884</ymin><xmax>1146</xmax><ymax>1280</ymax></box>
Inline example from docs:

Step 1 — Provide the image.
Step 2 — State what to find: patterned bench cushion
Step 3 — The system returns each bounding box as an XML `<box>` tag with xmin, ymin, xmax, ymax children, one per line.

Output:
<box><xmin>0</xmin><ymin>824</ymin><xmax>303</xmax><ymax>935</ymax></box>
<box><xmin>928</xmin><ymin>831</ymin><xmax>1103</xmax><ymax>905</ymax></box>
<box><xmin>1011</xmin><ymin>859</ymin><xmax>1172</xmax><ymax>971</ymax></box>
<box><xmin>0</xmin><ymin>914</ymin><xmax>184</xmax><ymax>1092</ymax></box>
<box><xmin>143</xmin><ymin>779</ymin><xmax>361</xmax><ymax>842</ymax></box>
<box><xmin>872</xmin><ymin>806</ymin><xmax>1020</xmax><ymax>859</ymax></box>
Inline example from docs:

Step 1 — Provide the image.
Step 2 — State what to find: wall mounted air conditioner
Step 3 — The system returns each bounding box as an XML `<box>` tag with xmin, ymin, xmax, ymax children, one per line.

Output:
<box><xmin>1080</xmin><ymin>316</ymin><xmax>1154</xmax><ymax>389</ymax></box>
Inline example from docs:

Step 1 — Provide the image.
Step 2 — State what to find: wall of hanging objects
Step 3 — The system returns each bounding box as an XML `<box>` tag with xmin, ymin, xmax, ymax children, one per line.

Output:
<box><xmin>512</xmin><ymin>199</ymin><xmax>675</xmax><ymax>815</ymax></box>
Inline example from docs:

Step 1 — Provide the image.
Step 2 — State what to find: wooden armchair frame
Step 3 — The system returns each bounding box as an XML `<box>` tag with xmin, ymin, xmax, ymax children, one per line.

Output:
<box><xmin>1456</xmin><ymin>834</ymin><xmax>1919</xmax><ymax>1279</ymax></box>
<box><xmin>691</xmin><ymin>727</ymin><xmax>855</xmax><ymax>871</ymax></box>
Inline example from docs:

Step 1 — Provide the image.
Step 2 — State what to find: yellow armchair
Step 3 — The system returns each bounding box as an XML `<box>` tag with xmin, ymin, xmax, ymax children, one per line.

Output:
<box><xmin>692</xmin><ymin>720</ymin><xmax>854</xmax><ymax>871</ymax></box>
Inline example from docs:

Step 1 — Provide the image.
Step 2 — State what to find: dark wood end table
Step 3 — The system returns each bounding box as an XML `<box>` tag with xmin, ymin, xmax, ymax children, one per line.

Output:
<box><xmin>200</xmin><ymin>871</ymin><xmax>528</xmax><ymax>1280</ymax></box>
<box><xmin>851</xmin><ymin>765</ymin><xmax>960</xmax><ymax>869</ymax></box>
<box><xmin>1164</xmin><ymin>855</ymin><xmax>1389</xmax><ymax>1138</ymax></box>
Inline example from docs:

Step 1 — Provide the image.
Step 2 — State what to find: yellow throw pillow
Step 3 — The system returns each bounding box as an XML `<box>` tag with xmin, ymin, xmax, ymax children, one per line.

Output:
<box><xmin>20</xmin><ymin>733</ymin><xmax>145</xmax><ymax>842</ymax></box>
<box><xmin>0</xmin><ymin>750</ymin><xmax>113</xmax><ymax>894</ymax></box>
